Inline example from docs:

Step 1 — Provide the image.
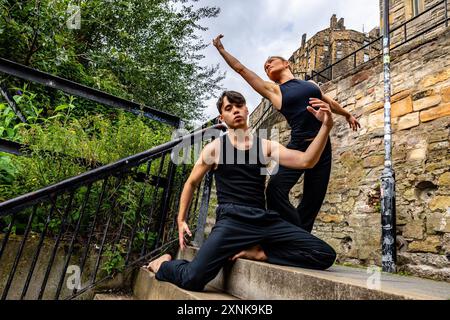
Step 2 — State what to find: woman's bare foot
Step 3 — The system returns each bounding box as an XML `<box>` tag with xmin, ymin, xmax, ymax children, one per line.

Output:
<box><xmin>146</xmin><ymin>254</ymin><xmax>172</xmax><ymax>273</ymax></box>
<box><xmin>231</xmin><ymin>245</ymin><xmax>267</xmax><ymax>262</ymax></box>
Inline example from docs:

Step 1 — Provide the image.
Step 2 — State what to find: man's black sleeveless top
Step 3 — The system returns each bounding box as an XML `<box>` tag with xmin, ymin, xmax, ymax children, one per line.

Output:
<box><xmin>213</xmin><ymin>134</ymin><xmax>267</xmax><ymax>210</ymax></box>
<box><xmin>279</xmin><ymin>79</ymin><xmax>323</xmax><ymax>141</ymax></box>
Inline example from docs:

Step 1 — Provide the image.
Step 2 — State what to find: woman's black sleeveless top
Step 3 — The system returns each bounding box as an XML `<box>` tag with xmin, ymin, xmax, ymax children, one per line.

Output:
<box><xmin>279</xmin><ymin>79</ymin><xmax>323</xmax><ymax>141</ymax></box>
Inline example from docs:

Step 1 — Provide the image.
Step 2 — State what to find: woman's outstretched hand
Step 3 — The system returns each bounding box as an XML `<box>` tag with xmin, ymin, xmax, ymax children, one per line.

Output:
<box><xmin>213</xmin><ymin>34</ymin><xmax>225</xmax><ymax>51</ymax></box>
<box><xmin>346</xmin><ymin>114</ymin><xmax>361</xmax><ymax>131</ymax></box>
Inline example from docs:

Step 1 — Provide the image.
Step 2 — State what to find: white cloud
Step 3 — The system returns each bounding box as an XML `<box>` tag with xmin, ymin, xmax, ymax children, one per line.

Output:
<box><xmin>191</xmin><ymin>0</ymin><xmax>380</xmax><ymax>121</ymax></box>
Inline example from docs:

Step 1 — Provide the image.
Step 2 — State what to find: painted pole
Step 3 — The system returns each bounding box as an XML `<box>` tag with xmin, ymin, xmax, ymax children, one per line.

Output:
<box><xmin>381</xmin><ymin>0</ymin><xmax>397</xmax><ymax>273</ymax></box>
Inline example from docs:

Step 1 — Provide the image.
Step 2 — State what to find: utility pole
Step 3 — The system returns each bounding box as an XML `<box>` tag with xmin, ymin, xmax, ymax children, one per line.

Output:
<box><xmin>381</xmin><ymin>0</ymin><xmax>397</xmax><ymax>273</ymax></box>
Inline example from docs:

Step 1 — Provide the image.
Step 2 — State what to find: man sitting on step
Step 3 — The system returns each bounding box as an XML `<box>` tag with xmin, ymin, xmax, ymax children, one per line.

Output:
<box><xmin>146</xmin><ymin>90</ymin><xmax>336</xmax><ymax>292</ymax></box>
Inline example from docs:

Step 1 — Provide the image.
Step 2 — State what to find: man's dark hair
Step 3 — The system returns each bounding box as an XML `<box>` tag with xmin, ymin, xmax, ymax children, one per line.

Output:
<box><xmin>216</xmin><ymin>91</ymin><xmax>246</xmax><ymax>114</ymax></box>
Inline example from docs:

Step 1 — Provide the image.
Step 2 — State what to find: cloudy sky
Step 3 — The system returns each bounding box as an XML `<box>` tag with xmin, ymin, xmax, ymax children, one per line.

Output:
<box><xmin>191</xmin><ymin>0</ymin><xmax>381</xmax><ymax>120</ymax></box>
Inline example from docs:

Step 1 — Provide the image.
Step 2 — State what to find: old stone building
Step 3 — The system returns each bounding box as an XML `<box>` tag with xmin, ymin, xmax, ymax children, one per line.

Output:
<box><xmin>289</xmin><ymin>14</ymin><xmax>380</xmax><ymax>82</ymax></box>
<box><xmin>249</xmin><ymin>0</ymin><xmax>450</xmax><ymax>282</ymax></box>
<box><xmin>381</xmin><ymin>0</ymin><xmax>448</xmax><ymax>47</ymax></box>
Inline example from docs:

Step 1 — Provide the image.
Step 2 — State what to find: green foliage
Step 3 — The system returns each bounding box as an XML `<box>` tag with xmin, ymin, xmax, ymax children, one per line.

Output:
<box><xmin>0</xmin><ymin>102</ymin><xmax>24</xmax><ymax>140</ymax></box>
<box><xmin>102</xmin><ymin>244</ymin><xmax>126</xmax><ymax>275</ymax></box>
<box><xmin>0</xmin><ymin>0</ymin><xmax>224</xmax><ymax>122</ymax></box>
<box><xmin>0</xmin><ymin>0</ymin><xmax>216</xmax><ymax>270</ymax></box>
<box><xmin>0</xmin><ymin>152</ymin><xmax>17</xmax><ymax>186</ymax></box>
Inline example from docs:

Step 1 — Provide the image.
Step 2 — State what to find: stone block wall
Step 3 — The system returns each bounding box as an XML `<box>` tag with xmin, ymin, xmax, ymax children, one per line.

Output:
<box><xmin>250</xmin><ymin>27</ymin><xmax>450</xmax><ymax>282</ymax></box>
<box><xmin>381</xmin><ymin>0</ymin><xmax>448</xmax><ymax>48</ymax></box>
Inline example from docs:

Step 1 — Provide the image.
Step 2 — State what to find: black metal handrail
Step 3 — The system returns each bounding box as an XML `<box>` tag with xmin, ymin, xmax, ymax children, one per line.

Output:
<box><xmin>0</xmin><ymin>123</ymin><xmax>226</xmax><ymax>300</ymax></box>
<box><xmin>309</xmin><ymin>0</ymin><xmax>449</xmax><ymax>83</ymax></box>
<box><xmin>0</xmin><ymin>57</ymin><xmax>181</xmax><ymax>127</ymax></box>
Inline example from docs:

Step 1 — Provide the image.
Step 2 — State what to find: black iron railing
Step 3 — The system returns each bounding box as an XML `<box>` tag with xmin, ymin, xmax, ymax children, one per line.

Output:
<box><xmin>0</xmin><ymin>57</ymin><xmax>180</xmax><ymax>127</ymax></box>
<box><xmin>307</xmin><ymin>0</ymin><xmax>450</xmax><ymax>83</ymax></box>
<box><xmin>0</xmin><ymin>123</ymin><xmax>225</xmax><ymax>300</ymax></box>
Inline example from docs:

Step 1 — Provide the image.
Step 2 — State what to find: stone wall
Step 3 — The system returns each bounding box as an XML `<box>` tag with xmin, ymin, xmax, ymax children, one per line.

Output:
<box><xmin>380</xmin><ymin>0</ymin><xmax>448</xmax><ymax>47</ymax></box>
<box><xmin>249</xmin><ymin>27</ymin><xmax>450</xmax><ymax>282</ymax></box>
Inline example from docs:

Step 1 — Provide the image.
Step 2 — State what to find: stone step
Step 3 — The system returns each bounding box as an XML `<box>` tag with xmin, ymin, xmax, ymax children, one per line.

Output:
<box><xmin>93</xmin><ymin>293</ymin><xmax>135</xmax><ymax>300</ymax></box>
<box><xmin>133</xmin><ymin>267</ymin><xmax>238</xmax><ymax>300</ymax></box>
<box><xmin>179</xmin><ymin>246</ymin><xmax>450</xmax><ymax>300</ymax></box>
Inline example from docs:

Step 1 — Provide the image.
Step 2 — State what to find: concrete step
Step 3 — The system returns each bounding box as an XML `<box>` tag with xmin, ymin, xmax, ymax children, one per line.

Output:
<box><xmin>93</xmin><ymin>293</ymin><xmax>135</xmax><ymax>300</ymax></box>
<box><xmin>133</xmin><ymin>267</ymin><xmax>238</xmax><ymax>300</ymax></box>
<box><xmin>179</xmin><ymin>246</ymin><xmax>450</xmax><ymax>300</ymax></box>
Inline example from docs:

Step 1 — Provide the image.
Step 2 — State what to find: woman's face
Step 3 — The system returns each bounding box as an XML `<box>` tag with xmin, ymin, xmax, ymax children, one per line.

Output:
<box><xmin>264</xmin><ymin>57</ymin><xmax>288</xmax><ymax>81</ymax></box>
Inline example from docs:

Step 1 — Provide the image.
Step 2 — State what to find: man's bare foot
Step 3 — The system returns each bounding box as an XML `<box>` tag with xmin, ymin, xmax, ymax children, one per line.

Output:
<box><xmin>231</xmin><ymin>245</ymin><xmax>267</xmax><ymax>262</ymax></box>
<box><xmin>146</xmin><ymin>254</ymin><xmax>172</xmax><ymax>273</ymax></box>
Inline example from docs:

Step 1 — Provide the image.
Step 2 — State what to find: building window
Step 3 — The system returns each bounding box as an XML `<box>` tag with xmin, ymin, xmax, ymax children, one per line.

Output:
<box><xmin>324</xmin><ymin>45</ymin><xmax>329</xmax><ymax>52</ymax></box>
<box><xmin>412</xmin><ymin>0</ymin><xmax>424</xmax><ymax>17</ymax></box>
<box><xmin>324</xmin><ymin>36</ymin><xmax>329</xmax><ymax>42</ymax></box>
<box><xmin>364</xmin><ymin>53</ymin><xmax>370</xmax><ymax>62</ymax></box>
<box><xmin>336</xmin><ymin>50</ymin><xmax>343</xmax><ymax>59</ymax></box>
<box><xmin>337</xmin><ymin>42</ymin><xmax>342</xmax><ymax>47</ymax></box>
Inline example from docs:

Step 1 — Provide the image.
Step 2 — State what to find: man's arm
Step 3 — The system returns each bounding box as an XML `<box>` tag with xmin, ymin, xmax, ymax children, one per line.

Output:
<box><xmin>177</xmin><ymin>142</ymin><xmax>216</xmax><ymax>250</ymax></box>
<box><xmin>268</xmin><ymin>103</ymin><xmax>333</xmax><ymax>169</ymax></box>
<box><xmin>213</xmin><ymin>35</ymin><xmax>280</xmax><ymax>107</ymax></box>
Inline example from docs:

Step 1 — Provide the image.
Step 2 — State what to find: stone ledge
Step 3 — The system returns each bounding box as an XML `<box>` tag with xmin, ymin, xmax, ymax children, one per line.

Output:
<box><xmin>133</xmin><ymin>267</ymin><xmax>238</xmax><ymax>300</ymax></box>
<box><xmin>93</xmin><ymin>293</ymin><xmax>135</xmax><ymax>300</ymax></box>
<box><xmin>177</xmin><ymin>246</ymin><xmax>450</xmax><ymax>300</ymax></box>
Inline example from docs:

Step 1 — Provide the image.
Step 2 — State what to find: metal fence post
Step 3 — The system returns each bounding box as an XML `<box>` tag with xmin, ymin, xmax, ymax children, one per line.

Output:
<box><xmin>192</xmin><ymin>171</ymin><xmax>213</xmax><ymax>247</ymax></box>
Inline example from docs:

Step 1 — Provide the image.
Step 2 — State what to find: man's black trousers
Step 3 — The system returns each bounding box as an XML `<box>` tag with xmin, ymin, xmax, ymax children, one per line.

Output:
<box><xmin>155</xmin><ymin>203</ymin><xmax>336</xmax><ymax>291</ymax></box>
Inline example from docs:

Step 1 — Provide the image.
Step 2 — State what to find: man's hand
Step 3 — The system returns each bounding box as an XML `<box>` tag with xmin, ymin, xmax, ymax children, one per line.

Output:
<box><xmin>308</xmin><ymin>98</ymin><xmax>333</xmax><ymax>128</ymax></box>
<box><xmin>213</xmin><ymin>34</ymin><xmax>225</xmax><ymax>51</ymax></box>
<box><xmin>346</xmin><ymin>114</ymin><xmax>361</xmax><ymax>131</ymax></box>
<box><xmin>178</xmin><ymin>220</ymin><xmax>192</xmax><ymax>251</ymax></box>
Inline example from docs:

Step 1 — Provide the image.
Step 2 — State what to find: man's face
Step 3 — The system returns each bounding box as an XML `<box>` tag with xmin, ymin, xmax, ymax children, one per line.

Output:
<box><xmin>219</xmin><ymin>96</ymin><xmax>248</xmax><ymax>129</ymax></box>
<box><xmin>264</xmin><ymin>57</ymin><xmax>289</xmax><ymax>80</ymax></box>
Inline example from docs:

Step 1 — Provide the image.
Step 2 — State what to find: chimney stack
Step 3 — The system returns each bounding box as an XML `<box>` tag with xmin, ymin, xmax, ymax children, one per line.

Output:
<box><xmin>330</xmin><ymin>14</ymin><xmax>337</xmax><ymax>29</ymax></box>
<box><xmin>301</xmin><ymin>33</ymin><xmax>307</xmax><ymax>48</ymax></box>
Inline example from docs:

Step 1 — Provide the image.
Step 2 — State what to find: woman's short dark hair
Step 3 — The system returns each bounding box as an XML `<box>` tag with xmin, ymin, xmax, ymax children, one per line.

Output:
<box><xmin>216</xmin><ymin>91</ymin><xmax>246</xmax><ymax>114</ymax></box>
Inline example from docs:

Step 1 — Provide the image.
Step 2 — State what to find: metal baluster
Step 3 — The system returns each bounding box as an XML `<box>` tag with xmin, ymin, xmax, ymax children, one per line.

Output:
<box><xmin>38</xmin><ymin>191</ymin><xmax>76</xmax><ymax>299</ymax></box>
<box><xmin>90</xmin><ymin>175</ymin><xmax>123</xmax><ymax>285</ymax></box>
<box><xmin>73</xmin><ymin>178</ymin><xmax>109</xmax><ymax>296</ymax></box>
<box><xmin>168</xmin><ymin>164</ymin><xmax>187</xmax><ymax>240</ymax></box>
<box><xmin>154</xmin><ymin>161</ymin><xmax>177</xmax><ymax>249</ymax></box>
<box><xmin>187</xmin><ymin>179</ymin><xmax>202</xmax><ymax>226</ymax></box>
<box><xmin>125</xmin><ymin>160</ymin><xmax>152</xmax><ymax>265</ymax></box>
<box><xmin>20</xmin><ymin>198</ymin><xmax>56</xmax><ymax>300</ymax></box>
<box><xmin>140</xmin><ymin>153</ymin><xmax>167</xmax><ymax>256</ymax></box>
<box><xmin>192</xmin><ymin>171</ymin><xmax>213</xmax><ymax>247</ymax></box>
<box><xmin>0</xmin><ymin>212</ymin><xmax>20</xmax><ymax>300</ymax></box>
<box><xmin>0</xmin><ymin>212</ymin><xmax>16</xmax><ymax>265</ymax></box>
<box><xmin>54</xmin><ymin>184</ymin><xmax>93</xmax><ymax>299</ymax></box>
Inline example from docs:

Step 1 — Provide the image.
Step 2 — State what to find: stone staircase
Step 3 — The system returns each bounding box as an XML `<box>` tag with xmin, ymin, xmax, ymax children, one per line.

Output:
<box><xmin>94</xmin><ymin>246</ymin><xmax>450</xmax><ymax>300</ymax></box>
